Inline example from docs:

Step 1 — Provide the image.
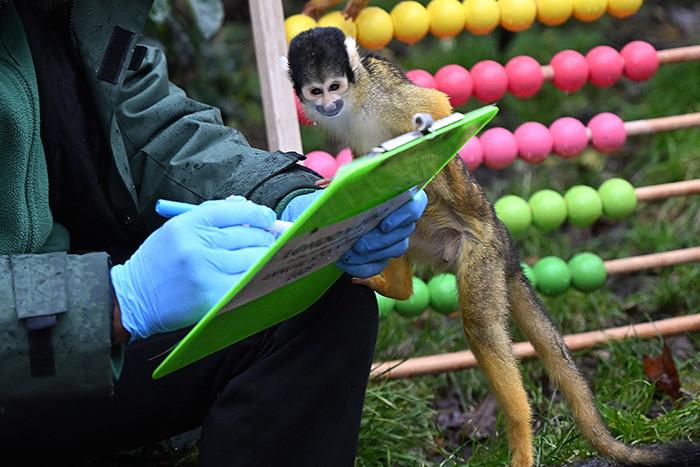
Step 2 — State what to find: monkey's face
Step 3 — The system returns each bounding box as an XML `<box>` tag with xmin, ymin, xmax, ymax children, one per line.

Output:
<box><xmin>301</xmin><ymin>76</ymin><xmax>349</xmax><ymax>118</ymax></box>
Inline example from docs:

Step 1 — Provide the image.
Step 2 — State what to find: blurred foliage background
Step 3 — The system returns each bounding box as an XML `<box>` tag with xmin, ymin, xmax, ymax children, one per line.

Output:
<box><xmin>129</xmin><ymin>1</ymin><xmax>700</xmax><ymax>465</ymax></box>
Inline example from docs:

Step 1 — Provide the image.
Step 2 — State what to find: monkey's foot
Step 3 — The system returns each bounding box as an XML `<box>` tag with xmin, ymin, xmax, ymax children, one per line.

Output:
<box><xmin>352</xmin><ymin>276</ymin><xmax>412</xmax><ymax>301</ymax></box>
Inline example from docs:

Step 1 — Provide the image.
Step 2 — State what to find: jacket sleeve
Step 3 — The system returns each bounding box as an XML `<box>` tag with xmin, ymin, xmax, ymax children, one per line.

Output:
<box><xmin>114</xmin><ymin>46</ymin><xmax>321</xmax><ymax>231</ymax></box>
<box><xmin>0</xmin><ymin>251</ymin><xmax>120</xmax><ymax>403</ymax></box>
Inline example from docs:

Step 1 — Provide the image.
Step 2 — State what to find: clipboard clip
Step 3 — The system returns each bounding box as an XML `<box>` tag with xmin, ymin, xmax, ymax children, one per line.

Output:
<box><xmin>367</xmin><ymin>112</ymin><xmax>465</xmax><ymax>156</ymax></box>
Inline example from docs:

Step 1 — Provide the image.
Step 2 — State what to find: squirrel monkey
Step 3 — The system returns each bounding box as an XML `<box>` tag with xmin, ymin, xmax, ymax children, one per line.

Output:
<box><xmin>283</xmin><ymin>27</ymin><xmax>700</xmax><ymax>467</ymax></box>
<box><xmin>302</xmin><ymin>0</ymin><xmax>368</xmax><ymax>20</ymax></box>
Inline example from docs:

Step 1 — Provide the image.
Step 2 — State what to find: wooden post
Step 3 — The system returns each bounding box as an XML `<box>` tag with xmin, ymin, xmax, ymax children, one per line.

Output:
<box><xmin>249</xmin><ymin>0</ymin><xmax>303</xmax><ymax>153</ymax></box>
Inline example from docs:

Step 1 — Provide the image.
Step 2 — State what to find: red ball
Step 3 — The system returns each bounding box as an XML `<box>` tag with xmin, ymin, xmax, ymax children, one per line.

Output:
<box><xmin>514</xmin><ymin>122</ymin><xmax>552</xmax><ymax>164</ymax></box>
<box><xmin>470</xmin><ymin>60</ymin><xmax>509</xmax><ymax>103</ymax></box>
<box><xmin>621</xmin><ymin>41</ymin><xmax>659</xmax><ymax>81</ymax></box>
<box><xmin>587</xmin><ymin>112</ymin><xmax>626</xmax><ymax>153</ymax></box>
<box><xmin>295</xmin><ymin>94</ymin><xmax>314</xmax><ymax>126</ymax></box>
<box><xmin>458</xmin><ymin>137</ymin><xmax>483</xmax><ymax>170</ymax></box>
<box><xmin>550</xmin><ymin>50</ymin><xmax>589</xmax><ymax>93</ymax></box>
<box><xmin>406</xmin><ymin>69</ymin><xmax>437</xmax><ymax>89</ymax></box>
<box><xmin>434</xmin><ymin>64</ymin><xmax>473</xmax><ymax>107</ymax></box>
<box><xmin>586</xmin><ymin>46</ymin><xmax>624</xmax><ymax>88</ymax></box>
<box><xmin>549</xmin><ymin>117</ymin><xmax>589</xmax><ymax>158</ymax></box>
<box><xmin>336</xmin><ymin>148</ymin><xmax>354</xmax><ymax>167</ymax></box>
<box><xmin>505</xmin><ymin>55</ymin><xmax>544</xmax><ymax>98</ymax></box>
<box><xmin>480</xmin><ymin>128</ymin><xmax>518</xmax><ymax>169</ymax></box>
<box><xmin>303</xmin><ymin>151</ymin><xmax>338</xmax><ymax>178</ymax></box>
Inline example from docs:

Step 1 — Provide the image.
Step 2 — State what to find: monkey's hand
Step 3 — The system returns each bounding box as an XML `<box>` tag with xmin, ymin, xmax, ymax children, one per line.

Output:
<box><xmin>342</xmin><ymin>0</ymin><xmax>368</xmax><ymax>20</ymax></box>
<box><xmin>302</xmin><ymin>0</ymin><xmax>340</xmax><ymax>19</ymax></box>
<box><xmin>315</xmin><ymin>178</ymin><xmax>332</xmax><ymax>188</ymax></box>
<box><xmin>352</xmin><ymin>257</ymin><xmax>414</xmax><ymax>300</ymax></box>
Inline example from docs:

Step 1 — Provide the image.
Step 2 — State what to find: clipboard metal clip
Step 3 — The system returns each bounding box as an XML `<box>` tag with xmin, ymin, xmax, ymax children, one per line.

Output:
<box><xmin>367</xmin><ymin>112</ymin><xmax>465</xmax><ymax>156</ymax></box>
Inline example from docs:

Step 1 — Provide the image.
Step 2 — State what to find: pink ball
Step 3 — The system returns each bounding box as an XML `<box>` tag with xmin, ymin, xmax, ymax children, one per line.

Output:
<box><xmin>621</xmin><ymin>41</ymin><xmax>659</xmax><ymax>81</ymax></box>
<box><xmin>480</xmin><ymin>128</ymin><xmax>518</xmax><ymax>170</ymax></box>
<box><xmin>470</xmin><ymin>60</ymin><xmax>509</xmax><ymax>103</ymax></box>
<box><xmin>587</xmin><ymin>112</ymin><xmax>626</xmax><ymax>153</ymax></box>
<box><xmin>295</xmin><ymin>94</ymin><xmax>313</xmax><ymax>126</ymax></box>
<box><xmin>550</xmin><ymin>50</ymin><xmax>589</xmax><ymax>93</ymax></box>
<box><xmin>586</xmin><ymin>46</ymin><xmax>624</xmax><ymax>88</ymax></box>
<box><xmin>505</xmin><ymin>56</ymin><xmax>544</xmax><ymax>98</ymax></box>
<box><xmin>336</xmin><ymin>147</ymin><xmax>354</xmax><ymax>166</ymax></box>
<box><xmin>549</xmin><ymin>117</ymin><xmax>589</xmax><ymax>158</ymax></box>
<box><xmin>303</xmin><ymin>150</ymin><xmax>338</xmax><ymax>178</ymax></box>
<box><xmin>458</xmin><ymin>137</ymin><xmax>483</xmax><ymax>171</ymax></box>
<box><xmin>406</xmin><ymin>69</ymin><xmax>437</xmax><ymax>89</ymax></box>
<box><xmin>514</xmin><ymin>122</ymin><xmax>552</xmax><ymax>164</ymax></box>
<box><xmin>434</xmin><ymin>64</ymin><xmax>473</xmax><ymax>107</ymax></box>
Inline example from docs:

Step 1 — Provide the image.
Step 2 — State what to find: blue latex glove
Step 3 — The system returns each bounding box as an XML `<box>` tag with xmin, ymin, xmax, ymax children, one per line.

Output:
<box><xmin>281</xmin><ymin>189</ymin><xmax>429</xmax><ymax>279</ymax></box>
<box><xmin>338</xmin><ymin>189</ymin><xmax>428</xmax><ymax>278</ymax></box>
<box><xmin>111</xmin><ymin>197</ymin><xmax>277</xmax><ymax>340</ymax></box>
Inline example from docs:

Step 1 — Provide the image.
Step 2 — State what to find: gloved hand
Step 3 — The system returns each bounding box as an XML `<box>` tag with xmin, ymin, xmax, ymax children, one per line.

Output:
<box><xmin>111</xmin><ymin>198</ymin><xmax>277</xmax><ymax>340</ymax></box>
<box><xmin>337</xmin><ymin>189</ymin><xmax>428</xmax><ymax>278</ymax></box>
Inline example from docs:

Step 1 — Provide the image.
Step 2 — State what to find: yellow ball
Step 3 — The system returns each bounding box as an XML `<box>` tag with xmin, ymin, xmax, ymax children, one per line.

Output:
<box><xmin>285</xmin><ymin>14</ymin><xmax>317</xmax><ymax>44</ymax></box>
<box><xmin>427</xmin><ymin>0</ymin><xmax>466</xmax><ymax>39</ymax></box>
<box><xmin>318</xmin><ymin>11</ymin><xmax>358</xmax><ymax>37</ymax></box>
<box><xmin>391</xmin><ymin>1</ymin><xmax>430</xmax><ymax>45</ymax></box>
<box><xmin>356</xmin><ymin>6</ymin><xmax>394</xmax><ymax>49</ymax></box>
<box><xmin>499</xmin><ymin>0</ymin><xmax>537</xmax><ymax>32</ymax></box>
<box><xmin>607</xmin><ymin>0</ymin><xmax>642</xmax><ymax>18</ymax></box>
<box><xmin>573</xmin><ymin>0</ymin><xmax>608</xmax><ymax>22</ymax></box>
<box><xmin>536</xmin><ymin>0</ymin><xmax>573</xmax><ymax>26</ymax></box>
<box><xmin>463</xmin><ymin>0</ymin><xmax>500</xmax><ymax>35</ymax></box>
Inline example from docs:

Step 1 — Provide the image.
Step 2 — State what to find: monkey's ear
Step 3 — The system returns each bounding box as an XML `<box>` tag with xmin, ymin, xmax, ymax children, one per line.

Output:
<box><xmin>344</xmin><ymin>36</ymin><xmax>362</xmax><ymax>72</ymax></box>
<box><xmin>279</xmin><ymin>55</ymin><xmax>290</xmax><ymax>74</ymax></box>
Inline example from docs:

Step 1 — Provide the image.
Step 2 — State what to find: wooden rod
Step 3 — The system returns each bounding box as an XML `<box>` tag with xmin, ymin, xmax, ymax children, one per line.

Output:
<box><xmin>635</xmin><ymin>179</ymin><xmax>700</xmax><ymax>201</ymax></box>
<box><xmin>657</xmin><ymin>45</ymin><xmax>700</xmax><ymax>64</ymax></box>
<box><xmin>249</xmin><ymin>0</ymin><xmax>303</xmax><ymax>153</ymax></box>
<box><xmin>370</xmin><ymin>314</ymin><xmax>700</xmax><ymax>379</ymax></box>
<box><xmin>624</xmin><ymin>112</ymin><xmax>700</xmax><ymax>136</ymax></box>
<box><xmin>604</xmin><ymin>246</ymin><xmax>700</xmax><ymax>275</ymax></box>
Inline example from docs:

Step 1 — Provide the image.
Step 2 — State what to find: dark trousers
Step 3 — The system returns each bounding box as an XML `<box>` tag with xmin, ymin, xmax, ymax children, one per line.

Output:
<box><xmin>0</xmin><ymin>276</ymin><xmax>379</xmax><ymax>467</ymax></box>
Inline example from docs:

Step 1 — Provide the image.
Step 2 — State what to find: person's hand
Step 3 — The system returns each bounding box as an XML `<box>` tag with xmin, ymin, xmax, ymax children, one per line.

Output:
<box><xmin>110</xmin><ymin>198</ymin><xmax>277</xmax><ymax>340</ymax></box>
<box><xmin>337</xmin><ymin>189</ymin><xmax>428</xmax><ymax>278</ymax></box>
<box><xmin>279</xmin><ymin>189</ymin><xmax>324</xmax><ymax>222</ymax></box>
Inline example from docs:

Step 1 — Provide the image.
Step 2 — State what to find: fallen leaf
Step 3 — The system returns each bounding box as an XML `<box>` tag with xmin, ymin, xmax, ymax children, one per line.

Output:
<box><xmin>642</xmin><ymin>342</ymin><xmax>682</xmax><ymax>400</ymax></box>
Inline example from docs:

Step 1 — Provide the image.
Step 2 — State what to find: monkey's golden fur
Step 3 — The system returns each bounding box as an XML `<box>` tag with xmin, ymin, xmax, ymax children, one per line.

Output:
<box><xmin>290</xmin><ymin>37</ymin><xmax>700</xmax><ymax>466</ymax></box>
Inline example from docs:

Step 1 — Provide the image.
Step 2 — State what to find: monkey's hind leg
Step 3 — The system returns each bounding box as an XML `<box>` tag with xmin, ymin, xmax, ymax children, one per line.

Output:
<box><xmin>456</xmin><ymin>251</ymin><xmax>533</xmax><ymax>467</ymax></box>
<box><xmin>352</xmin><ymin>256</ymin><xmax>413</xmax><ymax>300</ymax></box>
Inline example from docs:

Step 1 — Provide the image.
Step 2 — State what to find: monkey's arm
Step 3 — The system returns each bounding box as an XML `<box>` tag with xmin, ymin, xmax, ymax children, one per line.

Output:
<box><xmin>352</xmin><ymin>256</ymin><xmax>414</xmax><ymax>300</ymax></box>
<box><xmin>302</xmin><ymin>0</ymin><xmax>343</xmax><ymax>18</ymax></box>
<box><xmin>342</xmin><ymin>0</ymin><xmax>369</xmax><ymax>20</ymax></box>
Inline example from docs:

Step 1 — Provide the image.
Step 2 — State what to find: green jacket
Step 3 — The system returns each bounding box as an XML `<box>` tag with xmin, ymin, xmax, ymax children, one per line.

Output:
<box><xmin>0</xmin><ymin>0</ymin><xmax>319</xmax><ymax>402</ymax></box>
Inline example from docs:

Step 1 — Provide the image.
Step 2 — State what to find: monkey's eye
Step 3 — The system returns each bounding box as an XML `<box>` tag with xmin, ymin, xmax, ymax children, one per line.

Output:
<box><xmin>329</xmin><ymin>82</ymin><xmax>340</xmax><ymax>91</ymax></box>
<box><xmin>310</xmin><ymin>88</ymin><xmax>322</xmax><ymax>96</ymax></box>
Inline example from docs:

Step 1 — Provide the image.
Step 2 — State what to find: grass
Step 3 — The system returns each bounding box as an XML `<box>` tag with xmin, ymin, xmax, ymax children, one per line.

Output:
<box><xmin>351</xmin><ymin>3</ymin><xmax>700</xmax><ymax>466</ymax></box>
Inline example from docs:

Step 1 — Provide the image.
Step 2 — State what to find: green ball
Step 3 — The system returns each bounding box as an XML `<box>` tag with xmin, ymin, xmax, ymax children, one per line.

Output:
<box><xmin>528</xmin><ymin>189</ymin><xmax>567</xmax><ymax>232</ymax></box>
<box><xmin>564</xmin><ymin>185</ymin><xmax>603</xmax><ymax>227</ymax></box>
<box><xmin>568</xmin><ymin>252</ymin><xmax>607</xmax><ymax>292</ymax></box>
<box><xmin>394</xmin><ymin>277</ymin><xmax>430</xmax><ymax>317</ymax></box>
<box><xmin>376</xmin><ymin>293</ymin><xmax>395</xmax><ymax>318</ymax></box>
<box><xmin>494</xmin><ymin>195</ymin><xmax>532</xmax><ymax>235</ymax></box>
<box><xmin>533</xmin><ymin>256</ymin><xmax>571</xmax><ymax>296</ymax></box>
<box><xmin>427</xmin><ymin>273</ymin><xmax>459</xmax><ymax>314</ymax></box>
<box><xmin>598</xmin><ymin>178</ymin><xmax>637</xmax><ymax>219</ymax></box>
<box><xmin>520</xmin><ymin>262</ymin><xmax>537</xmax><ymax>288</ymax></box>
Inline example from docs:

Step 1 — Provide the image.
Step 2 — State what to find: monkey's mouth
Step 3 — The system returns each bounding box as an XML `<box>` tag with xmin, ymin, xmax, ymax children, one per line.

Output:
<box><xmin>316</xmin><ymin>100</ymin><xmax>344</xmax><ymax>118</ymax></box>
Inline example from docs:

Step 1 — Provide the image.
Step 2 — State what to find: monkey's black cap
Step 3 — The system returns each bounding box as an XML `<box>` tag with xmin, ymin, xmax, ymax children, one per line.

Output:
<box><xmin>287</xmin><ymin>27</ymin><xmax>356</xmax><ymax>96</ymax></box>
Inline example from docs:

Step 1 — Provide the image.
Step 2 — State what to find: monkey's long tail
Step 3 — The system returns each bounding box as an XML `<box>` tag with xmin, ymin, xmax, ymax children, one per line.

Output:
<box><xmin>507</xmin><ymin>271</ymin><xmax>700</xmax><ymax>467</ymax></box>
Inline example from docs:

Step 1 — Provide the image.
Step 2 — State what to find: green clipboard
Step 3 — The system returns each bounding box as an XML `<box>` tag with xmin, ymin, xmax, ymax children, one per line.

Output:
<box><xmin>152</xmin><ymin>105</ymin><xmax>498</xmax><ymax>379</ymax></box>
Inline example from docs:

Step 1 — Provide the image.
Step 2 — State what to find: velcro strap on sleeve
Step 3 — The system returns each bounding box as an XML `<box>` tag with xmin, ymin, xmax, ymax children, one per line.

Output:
<box><xmin>11</xmin><ymin>252</ymin><xmax>67</xmax><ymax>320</ymax></box>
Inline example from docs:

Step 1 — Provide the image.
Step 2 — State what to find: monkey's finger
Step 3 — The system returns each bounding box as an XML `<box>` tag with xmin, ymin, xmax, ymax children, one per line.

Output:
<box><xmin>352</xmin><ymin>224</ymin><xmax>415</xmax><ymax>255</ymax></box>
<box><xmin>336</xmin><ymin>258</ymin><xmax>389</xmax><ymax>279</ymax></box>
<box><xmin>341</xmin><ymin>238</ymin><xmax>410</xmax><ymax>265</ymax></box>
